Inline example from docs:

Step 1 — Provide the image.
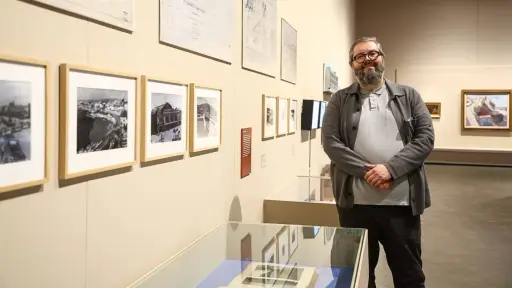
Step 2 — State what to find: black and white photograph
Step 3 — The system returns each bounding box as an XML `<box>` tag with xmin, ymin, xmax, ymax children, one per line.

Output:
<box><xmin>196</xmin><ymin>96</ymin><xmax>218</xmax><ymax>138</ymax></box>
<box><xmin>266</xmin><ymin>103</ymin><xmax>275</xmax><ymax>127</ymax></box>
<box><xmin>151</xmin><ymin>93</ymin><xmax>182</xmax><ymax>143</ymax></box>
<box><xmin>76</xmin><ymin>87</ymin><xmax>128</xmax><ymax>154</ymax></box>
<box><xmin>0</xmin><ymin>79</ymin><xmax>32</xmax><ymax>165</ymax></box>
<box><xmin>289</xmin><ymin>99</ymin><xmax>297</xmax><ymax>133</ymax></box>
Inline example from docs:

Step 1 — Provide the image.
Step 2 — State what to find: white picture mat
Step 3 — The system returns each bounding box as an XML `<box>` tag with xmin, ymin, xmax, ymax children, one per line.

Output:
<box><xmin>263</xmin><ymin>96</ymin><xmax>276</xmax><ymax>138</ymax></box>
<box><xmin>145</xmin><ymin>80</ymin><xmax>188</xmax><ymax>159</ymax></box>
<box><xmin>277</xmin><ymin>229</ymin><xmax>289</xmax><ymax>265</ymax></box>
<box><xmin>311</xmin><ymin>101</ymin><xmax>320</xmax><ymax>129</ymax></box>
<box><xmin>288</xmin><ymin>100</ymin><xmax>297</xmax><ymax>132</ymax></box>
<box><xmin>32</xmin><ymin>0</ymin><xmax>134</xmax><ymax>31</ymax></box>
<box><xmin>280</xmin><ymin>19</ymin><xmax>297</xmax><ymax>84</ymax></box>
<box><xmin>242</xmin><ymin>0</ymin><xmax>277</xmax><ymax>76</ymax></box>
<box><xmin>0</xmin><ymin>61</ymin><xmax>45</xmax><ymax>187</ymax></box>
<box><xmin>193</xmin><ymin>87</ymin><xmax>221</xmax><ymax>151</ymax></box>
<box><xmin>160</xmin><ymin>0</ymin><xmax>235</xmax><ymax>63</ymax></box>
<box><xmin>277</xmin><ymin>98</ymin><xmax>288</xmax><ymax>135</ymax></box>
<box><xmin>66</xmin><ymin>70</ymin><xmax>136</xmax><ymax>175</ymax></box>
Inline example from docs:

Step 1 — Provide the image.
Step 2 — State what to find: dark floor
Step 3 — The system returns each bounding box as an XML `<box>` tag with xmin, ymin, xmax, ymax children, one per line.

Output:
<box><xmin>374</xmin><ymin>164</ymin><xmax>512</xmax><ymax>288</ymax></box>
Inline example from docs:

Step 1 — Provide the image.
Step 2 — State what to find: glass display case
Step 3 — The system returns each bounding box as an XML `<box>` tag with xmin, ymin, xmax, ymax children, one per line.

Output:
<box><xmin>128</xmin><ymin>222</ymin><xmax>368</xmax><ymax>288</ymax></box>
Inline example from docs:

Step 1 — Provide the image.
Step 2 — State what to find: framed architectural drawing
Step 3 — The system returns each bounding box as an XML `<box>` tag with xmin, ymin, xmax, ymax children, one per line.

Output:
<box><xmin>277</xmin><ymin>97</ymin><xmax>288</xmax><ymax>136</ymax></box>
<box><xmin>461</xmin><ymin>90</ymin><xmax>511</xmax><ymax>130</ymax></box>
<box><xmin>30</xmin><ymin>0</ymin><xmax>134</xmax><ymax>31</ymax></box>
<box><xmin>159</xmin><ymin>0</ymin><xmax>235</xmax><ymax>63</ymax></box>
<box><xmin>190</xmin><ymin>84</ymin><xmax>222</xmax><ymax>152</ymax></box>
<box><xmin>0</xmin><ymin>55</ymin><xmax>49</xmax><ymax>193</ymax></box>
<box><xmin>280</xmin><ymin>18</ymin><xmax>297</xmax><ymax>84</ymax></box>
<box><xmin>289</xmin><ymin>225</ymin><xmax>299</xmax><ymax>256</ymax></box>
<box><xmin>262</xmin><ymin>95</ymin><xmax>277</xmax><ymax>139</ymax></box>
<box><xmin>242</xmin><ymin>0</ymin><xmax>277</xmax><ymax>77</ymax></box>
<box><xmin>425</xmin><ymin>102</ymin><xmax>441</xmax><ymax>119</ymax></box>
<box><xmin>59</xmin><ymin>64</ymin><xmax>138</xmax><ymax>179</ymax></box>
<box><xmin>141</xmin><ymin>76</ymin><xmax>188</xmax><ymax>162</ymax></box>
<box><xmin>288</xmin><ymin>99</ymin><xmax>298</xmax><ymax>134</ymax></box>
<box><xmin>277</xmin><ymin>226</ymin><xmax>290</xmax><ymax>269</ymax></box>
<box><xmin>261</xmin><ymin>237</ymin><xmax>278</xmax><ymax>280</ymax></box>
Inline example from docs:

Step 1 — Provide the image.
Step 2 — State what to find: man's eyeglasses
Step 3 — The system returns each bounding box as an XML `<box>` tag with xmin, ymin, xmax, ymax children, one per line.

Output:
<box><xmin>353</xmin><ymin>50</ymin><xmax>382</xmax><ymax>64</ymax></box>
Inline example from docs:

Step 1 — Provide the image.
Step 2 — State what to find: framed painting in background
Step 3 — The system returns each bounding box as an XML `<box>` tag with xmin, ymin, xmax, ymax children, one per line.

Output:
<box><xmin>277</xmin><ymin>97</ymin><xmax>288</xmax><ymax>136</ymax></box>
<box><xmin>277</xmin><ymin>226</ymin><xmax>290</xmax><ymax>269</ymax></box>
<box><xmin>288</xmin><ymin>99</ymin><xmax>297</xmax><ymax>134</ymax></box>
<box><xmin>262</xmin><ymin>95</ymin><xmax>276</xmax><ymax>139</ymax></box>
<box><xmin>59</xmin><ymin>64</ymin><xmax>138</xmax><ymax>179</ymax></box>
<box><xmin>261</xmin><ymin>237</ymin><xmax>278</xmax><ymax>280</ymax></box>
<box><xmin>280</xmin><ymin>18</ymin><xmax>297</xmax><ymax>84</ymax></box>
<box><xmin>289</xmin><ymin>225</ymin><xmax>299</xmax><ymax>256</ymax></box>
<box><xmin>141</xmin><ymin>76</ymin><xmax>188</xmax><ymax>162</ymax></box>
<box><xmin>461</xmin><ymin>90</ymin><xmax>511</xmax><ymax>130</ymax></box>
<box><xmin>190</xmin><ymin>84</ymin><xmax>222</xmax><ymax>152</ymax></box>
<box><xmin>0</xmin><ymin>55</ymin><xmax>49</xmax><ymax>193</ymax></box>
<box><xmin>425</xmin><ymin>102</ymin><xmax>441</xmax><ymax>119</ymax></box>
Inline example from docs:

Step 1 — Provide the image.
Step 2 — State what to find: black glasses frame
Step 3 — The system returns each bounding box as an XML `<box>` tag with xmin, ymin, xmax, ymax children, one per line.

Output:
<box><xmin>353</xmin><ymin>50</ymin><xmax>383</xmax><ymax>64</ymax></box>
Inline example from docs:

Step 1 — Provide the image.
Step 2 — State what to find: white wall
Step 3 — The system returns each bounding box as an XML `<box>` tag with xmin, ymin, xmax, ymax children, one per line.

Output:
<box><xmin>356</xmin><ymin>0</ymin><xmax>512</xmax><ymax>150</ymax></box>
<box><xmin>0</xmin><ymin>0</ymin><xmax>355</xmax><ymax>287</ymax></box>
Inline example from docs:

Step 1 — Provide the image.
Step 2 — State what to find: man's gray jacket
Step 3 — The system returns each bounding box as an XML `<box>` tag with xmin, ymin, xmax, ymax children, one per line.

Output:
<box><xmin>322</xmin><ymin>78</ymin><xmax>435</xmax><ymax>216</ymax></box>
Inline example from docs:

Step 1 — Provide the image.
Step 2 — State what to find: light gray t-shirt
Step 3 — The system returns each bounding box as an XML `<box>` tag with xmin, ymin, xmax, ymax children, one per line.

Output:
<box><xmin>352</xmin><ymin>84</ymin><xmax>410</xmax><ymax>206</ymax></box>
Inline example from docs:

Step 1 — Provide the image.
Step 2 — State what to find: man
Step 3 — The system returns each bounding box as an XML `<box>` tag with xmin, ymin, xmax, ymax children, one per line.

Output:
<box><xmin>322</xmin><ymin>37</ymin><xmax>434</xmax><ymax>288</ymax></box>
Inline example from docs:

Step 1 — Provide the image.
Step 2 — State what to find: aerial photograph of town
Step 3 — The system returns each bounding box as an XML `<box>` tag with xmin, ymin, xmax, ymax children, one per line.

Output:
<box><xmin>76</xmin><ymin>87</ymin><xmax>128</xmax><ymax>154</ymax></box>
<box><xmin>150</xmin><ymin>92</ymin><xmax>182</xmax><ymax>143</ymax></box>
<box><xmin>0</xmin><ymin>79</ymin><xmax>31</xmax><ymax>165</ymax></box>
<box><xmin>196</xmin><ymin>96</ymin><xmax>218</xmax><ymax>138</ymax></box>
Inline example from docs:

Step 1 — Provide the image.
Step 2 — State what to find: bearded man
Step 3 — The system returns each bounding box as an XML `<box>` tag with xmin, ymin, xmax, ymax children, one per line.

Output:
<box><xmin>322</xmin><ymin>37</ymin><xmax>434</xmax><ymax>288</ymax></box>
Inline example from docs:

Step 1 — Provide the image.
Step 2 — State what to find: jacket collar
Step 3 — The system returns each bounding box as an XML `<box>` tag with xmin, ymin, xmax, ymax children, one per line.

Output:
<box><xmin>346</xmin><ymin>78</ymin><xmax>405</xmax><ymax>98</ymax></box>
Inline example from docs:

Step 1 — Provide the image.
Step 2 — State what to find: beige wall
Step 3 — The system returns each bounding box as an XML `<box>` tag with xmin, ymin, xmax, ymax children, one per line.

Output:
<box><xmin>356</xmin><ymin>0</ymin><xmax>512</xmax><ymax>151</ymax></box>
<box><xmin>0</xmin><ymin>0</ymin><xmax>355</xmax><ymax>287</ymax></box>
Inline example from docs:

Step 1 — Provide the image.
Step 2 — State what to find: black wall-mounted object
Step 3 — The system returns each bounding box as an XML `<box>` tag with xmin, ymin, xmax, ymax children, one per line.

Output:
<box><xmin>301</xmin><ymin>99</ymin><xmax>320</xmax><ymax>130</ymax></box>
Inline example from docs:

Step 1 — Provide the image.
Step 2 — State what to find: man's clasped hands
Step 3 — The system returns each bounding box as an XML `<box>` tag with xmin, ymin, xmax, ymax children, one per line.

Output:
<box><xmin>364</xmin><ymin>164</ymin><xmax>392</xmax><ymax>189</ymax></box>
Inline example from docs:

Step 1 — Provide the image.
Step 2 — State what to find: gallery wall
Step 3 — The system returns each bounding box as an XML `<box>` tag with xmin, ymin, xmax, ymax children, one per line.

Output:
<box><xmin>356</xmin><ymin>0</ymin><xmax>512</xmax><ymax>151</ymax></box>
<box><xmin>0</xmin><ymin>0</ymin><xmax>355</xmax><ymax>288</ymax></box>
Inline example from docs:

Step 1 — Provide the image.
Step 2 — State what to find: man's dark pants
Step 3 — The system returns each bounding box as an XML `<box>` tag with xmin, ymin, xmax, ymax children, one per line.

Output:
<box><xmin>337</xmin><ymin>205</ymin><xmax>425</xmax><ymax>288</ymax></box>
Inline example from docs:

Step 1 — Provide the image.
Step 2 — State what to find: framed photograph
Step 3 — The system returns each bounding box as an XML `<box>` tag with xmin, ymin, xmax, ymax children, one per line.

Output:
<box><xmin>289</xmin><ymin>225</ymin><xmax>299</xmax><ymax>257</ymax></box>
<box><xmin>141</xmin><ymin>76</ymin><xmax>188</xmax><ymax>162</ymax></box>
<box><xmin>190</xmin><ymin>84</ymin><xmax>222</xmax><ymax>152</ymax></box>
<box><xmin>262</xmin><ymin>95</ymin><xmax>277</xmax><ymax>139</ymax></box>
<box><xmin>462</xmin><ymin>90</ymin><xmax>511</xmax><ymax>130</ymax></box>
<box><xmin>261</xmin><ymin>237</ymin><xmax>278</xmax><ymax>280</ymax></box>
<box><xmin>59</xmin><ymin>64</ymin><xmax>138</xmax><ymax>179</ymax></box>
<box><xmin>276</xmin><ymin>226</ymin><xmax>290</xmax><ymax>269</ymax></box>
<box><xmin>0</xmin><ymin>55</ymin><xmax>49</xmax><ymax>193</ymax></box>
<box><xmin>277</xmin><ymin>97</ymin><xmax>288</xmax><ymax>136</ymax></box>
<box><xmin>425</xmin><ymin>102</ymin><xmax>441</xmax><ymax>119</ymax></box>
<box><xmin>288</xmin><ymin>99</ymin><xmax>297</xmax><ymax>134</ymax></box>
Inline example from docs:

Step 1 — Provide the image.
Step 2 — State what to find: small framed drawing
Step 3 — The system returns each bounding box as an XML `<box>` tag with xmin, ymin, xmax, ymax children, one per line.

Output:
<box><xmin>276</xmin><ymin>226</ymin><xmax>290</xmax><ymax>269</ymax></box>
<box><xmin>190</xmin><ymin>84</ymin><xmax>222</xmax><ymax>152</ymax></box>
<box><xmin>461</xmin><ymin>90</ymin><xmax>511</xmax><ymax>130</ymax></box>
<box><xmin>0</xmin><ymin>55</ymin><xmax>49</xmax><ymax>193</ymax></box>
<box><xmin>261</xmin><ymin>237</ymin><xmax>278</xmax><ymax>280</ymax></box>
<box><xmin>141</xmin><ymin>76</ymin><xmax>188</xmax><ymax>162</ymax></box>
<box><xmin>288</xmin><ymin>99</ymin><xmax>298</xmax><ymax>134</ymax></box>
<box><xmin>59</xmin><ymin>64</ymin><xmax>138</xmax><ymax>179</ymax></box>
<box><xmin>289</xmin><ymin>225</ymin><xmax>299</xmax><ymax>257</ymax></box>
<box><xmin>277</xmin><ymin>97</ymin><xmax>289</xmax><ymax>136</ymax></box>
<box><xmin>262</xmin><ymin>95</ymin><xmax>277</xmax><ymax>139</ymax></box>
<box><xmin>425</xmin><ymin>102</ymin><xmax>441</xmax><ymax>119</ymax></box>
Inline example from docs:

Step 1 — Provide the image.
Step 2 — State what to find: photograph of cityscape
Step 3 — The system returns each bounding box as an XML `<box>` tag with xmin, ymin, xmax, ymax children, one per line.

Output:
<box><xmin>0</xmin><ymin>79</ymin><xmax>31</xmax><ymax>165</ymax></box>
<box><xmin>76</xmin><ymin>87</ymin><xmax>128</xmax><ymax>154</ymax></box>
<box><xmin>150</xmin><ymin>93</ymin><xmax>182</xmax><ymax>143</ymax></box>
<box><xmin>196</xmin><ymin>96</ymin><xmax>218</xmax><ymax>138</ymax></box>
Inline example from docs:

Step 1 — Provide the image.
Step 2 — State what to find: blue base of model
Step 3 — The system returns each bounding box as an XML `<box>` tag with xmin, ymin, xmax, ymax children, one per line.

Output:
<box><xmin>197</xmin><ymin>260</ymin><xmax>354</xmax><ymax>288</ymax></box>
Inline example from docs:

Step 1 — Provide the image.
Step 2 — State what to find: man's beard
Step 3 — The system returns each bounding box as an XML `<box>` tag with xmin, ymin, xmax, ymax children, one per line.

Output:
<box><xmin>354</xmin><ymin>61</ymin><xmax>385</xmax><ymax>85</ymax></box>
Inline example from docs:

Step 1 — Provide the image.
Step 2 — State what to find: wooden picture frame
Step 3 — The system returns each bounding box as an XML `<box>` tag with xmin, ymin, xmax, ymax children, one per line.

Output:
<box><xmin>461</xmin><ymin>90</ymin><xmax>511</xmax><ymax>131</ymax></box>
<box><xmin>262</xmin><ymin>94</ymin><xmax>277</xmax><ymax>139</ymax></box>
<box><xmin>141</xmin><ymin>76</ymin><xmax>188</xmax><ymax>162</ymax></box>
<box><xmin>288</xmin><ymin>99</ymin><xmax>298</xmax><ymax>134</ymax></box>
<box><xmin>59</xmin><ymin>64</ymin><xmax>138</xmax><ymax>179</ymax></box>
<box><xmin>425</xmin><ymin>102</ymin><xmax>441</xmax><ymax>119</ymax></box>
<box><xmin>276</xmin><ymin>97</ymin><xmax>289</xmax><ymax>136</ymax></box>
<box><xmin>189</xmin><ymin>84</ymin><xmax>222</xmax><ymax>152</ymax></box>
<box><xmin>0</xmin><ymin>55</ymin><xmax>50</xmax><ymax>193</ymax></box>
